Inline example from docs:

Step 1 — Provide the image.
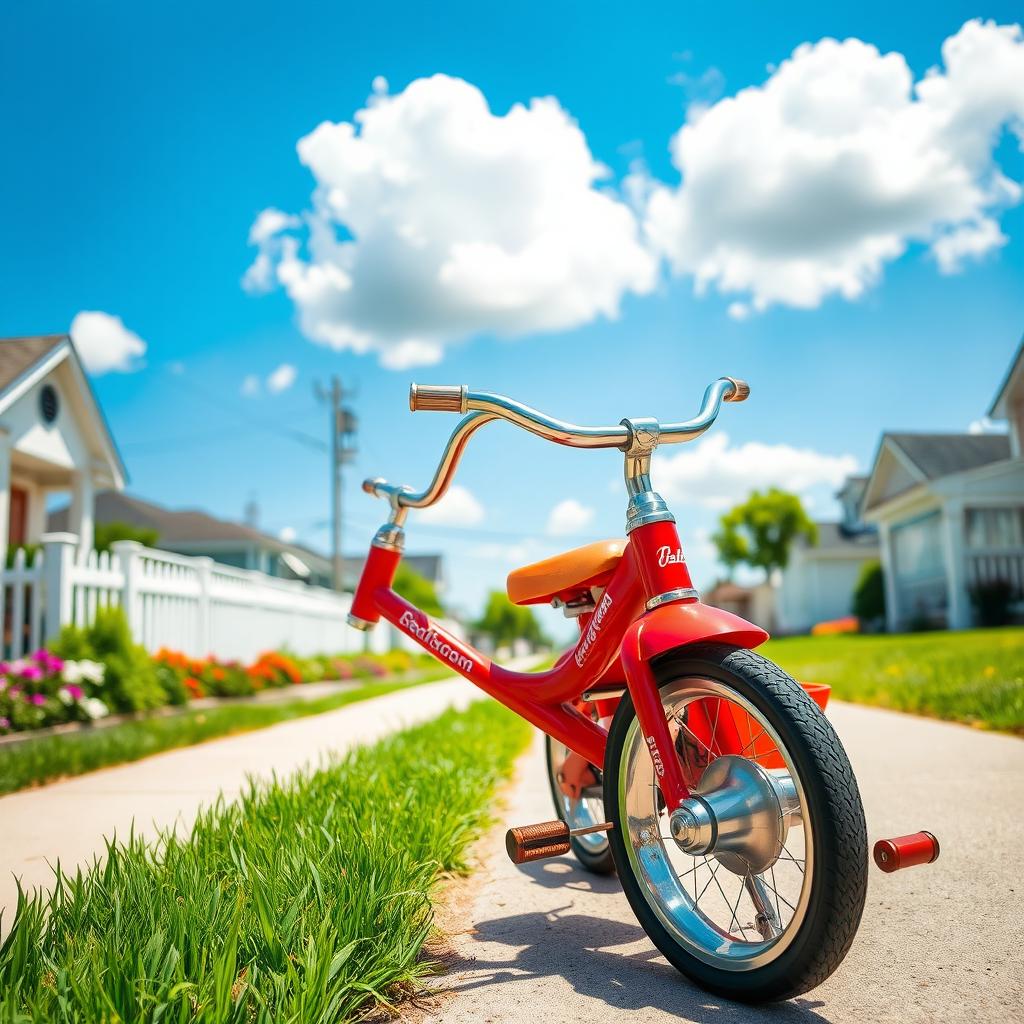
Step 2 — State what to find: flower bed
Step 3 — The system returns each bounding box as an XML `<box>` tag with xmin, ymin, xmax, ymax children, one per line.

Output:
<box><xmin>0</xmin><ymin>609</ymin><xmax>434</xmax><ymax>737</ymax></box>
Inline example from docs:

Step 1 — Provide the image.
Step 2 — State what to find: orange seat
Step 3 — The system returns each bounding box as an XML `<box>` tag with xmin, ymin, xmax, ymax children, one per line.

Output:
<box><xmin>506</xmin><ymin>539</ymin><xmax>626</xmax><ymax>606</ymax></box>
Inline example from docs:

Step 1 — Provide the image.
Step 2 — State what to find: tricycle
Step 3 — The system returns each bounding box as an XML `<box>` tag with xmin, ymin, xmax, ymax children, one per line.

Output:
<box><xmin>349</xmin><ymin>378</ymin><xmax>938</xmax><ymax>1003</ymax></box>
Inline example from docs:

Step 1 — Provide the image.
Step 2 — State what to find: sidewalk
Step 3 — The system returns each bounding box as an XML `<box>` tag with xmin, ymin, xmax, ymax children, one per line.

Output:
<box><xmin>0</xmin><ymin>676</ymin><xmax>481</xmax><ymax>923</ymax></box>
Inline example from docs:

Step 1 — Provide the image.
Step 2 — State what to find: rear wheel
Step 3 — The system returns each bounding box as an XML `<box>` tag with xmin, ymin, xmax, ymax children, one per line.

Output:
<box><xmin>604</xmin><ymin>644</ymin><xmax>867</xmax><ymax>1002</ymax></box>
<box><xmin>545</xmin><ymin>735</ymin><xmax>615</xmax><ymax>874</ymax></box>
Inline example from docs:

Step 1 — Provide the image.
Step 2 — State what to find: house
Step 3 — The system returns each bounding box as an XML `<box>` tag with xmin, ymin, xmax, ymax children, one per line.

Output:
<box><xmin>48</xmin><ymin>490</ymin><xmax>445</xmax><ymax>594</ymax></box>
<box><xmin>704</xmin><ymin>579</ymin><xmax>777</xmax><ymax>632</ymax></box>
<box><xmin>0</xmin><ymin>335</ymin><xmax>125</xmax><ymax>564</ymax></box>
<box><xmin>775</xmin><ymin>476</ymin><xmax>880</xmax><ymax>634</ymax></box>
<box><xmin>862</xmin><ymin>340</ymin><xmax>1024</xmax><ymax>631</ymax></box>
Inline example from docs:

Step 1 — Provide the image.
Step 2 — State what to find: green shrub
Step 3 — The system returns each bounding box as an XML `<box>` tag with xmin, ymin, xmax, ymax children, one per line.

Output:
<box><xmin>852</xmin><ymin>560</ymin><xmax>886</xmax><ymax>626</ymax></box>
<box><xmin>53</xmin><ymin>607</ymin><xmax>165</xmax><ymax>713</ymax></box>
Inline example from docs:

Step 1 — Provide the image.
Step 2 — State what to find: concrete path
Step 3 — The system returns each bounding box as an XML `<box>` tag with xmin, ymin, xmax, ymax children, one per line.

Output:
<box><xmin>0</xmin><ymin>676</ymin><xmax>480</xmax><ymax>920</ymax></box>
<box><xmin>425</xmin><ymin>702</ymin><xmax>1024</xmax><ymax>1024</ymax></box>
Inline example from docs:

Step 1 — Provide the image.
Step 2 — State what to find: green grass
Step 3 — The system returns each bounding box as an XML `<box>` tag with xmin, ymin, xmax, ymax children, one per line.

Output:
<box><xmin>762</xmin><ymin>627</ymin><xmax>1024</xmax><ymax>732</ymax></box>
<box><xmin>0</xmin><ymin>699</ymin><xmax>532</xmax><ymax>1022</ymax></box>
<box><xmin>0</xmin><ymin>666</ymin><xmax>452</xmax><ymax>796</ymax></box>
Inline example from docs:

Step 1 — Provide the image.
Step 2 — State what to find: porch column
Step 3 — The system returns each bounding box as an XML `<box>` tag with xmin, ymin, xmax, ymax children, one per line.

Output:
<box><xmin>69</xmin><ymin>469</ymin><xmax>95</xmax><ymax>561</ymax></box>
<box><xmin>942</xmin><ymin>501</ymin><xmax>970</xmax><ymax>630</ymax></box>
<box><xmin>0</xmin><ymin>429</ymin><xmax>10</xmax><ymax>573</ymax></box>
<box><xmin>876</xmin><ymin>520</ymin><xmax>900</xmax><ymax>633</ymax></box>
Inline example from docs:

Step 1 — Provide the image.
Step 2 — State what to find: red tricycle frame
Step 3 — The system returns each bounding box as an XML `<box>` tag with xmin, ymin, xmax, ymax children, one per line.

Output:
<box><xmin>351</xmin><ymin>513</ymin><xmax>775</xmax><ymax>813</ymax></box>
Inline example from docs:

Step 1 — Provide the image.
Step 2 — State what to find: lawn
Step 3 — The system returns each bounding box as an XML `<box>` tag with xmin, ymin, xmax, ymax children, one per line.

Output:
<box><xmin>762</xmin><ymin>626</ymin><xmax>1024</xmax><ymax>733</ymax></box>
<box><xmin>0</xmin><ymin>699</ymin><xmax>532</xmax><ymax>1022</ymax></box>
<box><xmin>0</xmin><ymin>666</ymin><xmax>452</xmax><ymax>796</ymax></box>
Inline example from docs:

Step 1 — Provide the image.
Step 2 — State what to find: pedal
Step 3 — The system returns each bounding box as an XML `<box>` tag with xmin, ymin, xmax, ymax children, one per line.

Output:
<box><xmin>873</xmin><ymin>831</ymin><xmax>939</xmax><ymax>872</ymax></box>
<box><xmin>505</xmin><ymin>819</ymin><xmax>614</xmax><ymax>865</ymax></box>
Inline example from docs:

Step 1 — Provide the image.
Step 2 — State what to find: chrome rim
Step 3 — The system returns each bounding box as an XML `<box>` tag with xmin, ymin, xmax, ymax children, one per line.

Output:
<box><xmin>619</xmin><ymin>678</ymin><xmax>813</xmax><ymax>971</ymax></box>
<box><xmin>547</xmin><ymin>735</ymin><xmax>609</xmax><ymax>855</ymax></box>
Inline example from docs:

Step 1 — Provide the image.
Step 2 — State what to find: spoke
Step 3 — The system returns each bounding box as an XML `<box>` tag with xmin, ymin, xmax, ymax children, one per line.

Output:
<box><xmin>709</xmin><ymin>859</ymin><xmax>739</xmax><ymax>934</ymax></box>
<box><xmin>710</xmin><ymin>698</ymin><xmax>723</xmax><ymax>758</ymax></box>
<box><xmin>694</xmin><ymin>856</ymin><xmax>720</xmax><ymax>908</ymax></box>
<box><xmin>728</xmin><ymin>876</ymin><xmax>749</xmax><ymax>940</ymax></box>
<box><xmin>740</xmin><ymin>726</ymin><xmax>767</xmax><ymax>758</ymax></box>
<box><xmin>770</xmin><ymin>863</ymin><xmax>782</xmax><ymax>925</ymax></box>
<box><xmin>674</xmin><ymin>715</ymin><xmax>716</xmax><ymax>761</ymax></box>
<box><xmin>778</xmin><ymin>848</ymin><xmax>805</xmax><ymax>874</ymax></box>
<box><xmin>757</xmin><ymin>875</ymin><xmax>798</xmax><ymax>915</ymax></box>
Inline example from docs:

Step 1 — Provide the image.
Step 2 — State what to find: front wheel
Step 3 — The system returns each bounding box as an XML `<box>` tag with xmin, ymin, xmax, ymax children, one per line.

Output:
<box><xmin>604</xmin><ymin>644</ymin><xmax>867</xmax><ymax>1003</ymax></box>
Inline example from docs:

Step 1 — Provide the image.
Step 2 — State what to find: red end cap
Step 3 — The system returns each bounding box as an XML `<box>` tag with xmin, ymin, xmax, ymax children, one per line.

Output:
<box><xmin>873</xmin><ymin>832</ymin><xmax>940</xmax><ymax>873</ymax></box>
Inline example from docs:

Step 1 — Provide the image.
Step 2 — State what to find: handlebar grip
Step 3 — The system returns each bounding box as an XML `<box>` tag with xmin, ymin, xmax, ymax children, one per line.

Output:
<box><xmin>723</xmin><ymin>377</ymin><xmax>751</xmax><ymax>403</ymax></box>
<box><xmin>409</xmin><ymin>383</ymin><xmax>467</xmax><ymax>413</ymax></box>
<box><xmin>362</xmin><ymin>477</ymin><xmax>385</xmax><ymax>496</ymax></box>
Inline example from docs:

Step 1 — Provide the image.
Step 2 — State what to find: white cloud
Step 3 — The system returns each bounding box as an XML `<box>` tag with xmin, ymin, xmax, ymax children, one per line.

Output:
<box><xmin>471</xmin><ymin>537</ymin><xmax>552</xmax><ymax>567</ymax></box>
<box><xmin>245</xmin><ymin>74</ymin><xmax>656</xmax><ymax>368</ymax></box>
<box><xmin>968</xmin><ymin>415</ymin><xmax>1008</xmax><ymax>434</ymax></box>
<box><xmin>240</xmin><ymin>374</ymin><xmax>261</xmax><ymax>398</ymax></box>
<box><xmin>546</xmin><ymin>498</ymin><xmax>596</xmax><ymax>535</ymax></box>
<box><xmin>417</xmin><ymin>485</ymin><xmax>485</xmax><ymax>526</ymax></box>
<box><xmin>69</xmin><ymin>311</ymin><xmax>147</xmax><ymax>375</ymax></box>
<box><xmin>266</xmin><ymin>363</ymin><xmax>297</xmax><ymax>393</ymax></box>
<box><xmin>644</xmin><ymin>19</ymin><xmax>1024</xmax><ymax>313</ymax></box>
<box><xmin>279</xmin><ymin>526</ymin><xmax>297</xmax><ymax>542</ymax></box>
<box><xmin>655</xmin><ymin>432</ymin><xmax>858</xmax><ymax>510</ymax></box>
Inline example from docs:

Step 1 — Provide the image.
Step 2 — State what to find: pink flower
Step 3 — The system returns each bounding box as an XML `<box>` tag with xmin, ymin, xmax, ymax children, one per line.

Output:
<box><xmin>30</xmin><ymin>693</ymin><xmax>46</xmax><ymax>706</ymax></box>
<box><xmin>0</xmin><ymin>717</ymin><xmax>9</xmax><ymax>729</ymax></box>
<box><xmin>66</xmin><ymin>683</ymin><xmax>84</xmax><ymax>700</ymax></box>
<box><xmin>19</xmin><ymin>665</ymin><xmax>43</xmax><ymax>682</ymax></box>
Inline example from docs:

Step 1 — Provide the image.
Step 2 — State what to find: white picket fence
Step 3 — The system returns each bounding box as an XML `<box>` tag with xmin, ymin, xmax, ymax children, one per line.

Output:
<box><xmin>1</xmin><ymin>533</ymin><xmax>397</xmax><ymax>661</ymax></box>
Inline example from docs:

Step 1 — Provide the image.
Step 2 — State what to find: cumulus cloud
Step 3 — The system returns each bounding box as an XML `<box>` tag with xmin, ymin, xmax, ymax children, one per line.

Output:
<box><xmin>240</xmin><ymin>374</ymin><xmax>262</xmax><ymax>398</ymax></box>
<box><xmin>643</xmin><ymin>19</ymin><xmax>1024</xmax><ymax>313</ymax></box>
<box><xmin>546</xmin><ymin>498</ymin><xmax>596</xmax><ymax>535</ymax></box>
<box><xmin>266</xmin><ymin>363</ymin><xmax>297</xmax><ymax>393</ymax></box>
<box><xmin>655</xmin><ymin>432</ymin><xmax>858</xmax><ymax>510</ymax></box>
<box><xmin>69</xmin><ymin>311</ymin><xmax>147</xmax><ymax>375</ymax></box>
<box><xmin>417</xmin><ymin>485</ymin><xmax>485</xmax><ymax>527</ymax></box>
<box><xmin>245</xmin><ymin>74</ymin><xmax>656</xmax><ymax>368</ymax></box>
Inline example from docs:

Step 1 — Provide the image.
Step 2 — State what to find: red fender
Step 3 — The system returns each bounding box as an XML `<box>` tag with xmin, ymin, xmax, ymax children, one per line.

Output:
<box><xmin>633</xmin><ymin>600</ymin><xmax>769</xmax><ymax>659</ymax></box>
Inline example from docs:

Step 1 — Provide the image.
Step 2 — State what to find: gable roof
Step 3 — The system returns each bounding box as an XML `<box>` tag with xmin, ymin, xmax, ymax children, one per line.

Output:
<box><xmin>886</xmin><ymin>432</ymin><xmax>1011</xmax><ymax>480</ymax></box>
<box><xmin>811</xmin><ymin>521</ymin><xmax>879</xmax><ymax>551</ymax></box>
<box><xmin>0</xmin><ymin>335</ymin><xmax>65</xmax><ymax>393</ymax></box>
<box><xmin>989</xmin><ymin>335</ymin><xmax>1024</xmax><ymax>418</ymax></box>
<box><xmin>0</xmin><ymin>334</ymin><xmax>127</xmax><ymax>487</ymax></box>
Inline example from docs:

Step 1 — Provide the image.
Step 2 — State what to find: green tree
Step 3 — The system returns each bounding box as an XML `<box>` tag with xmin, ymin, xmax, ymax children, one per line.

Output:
<box><xmin>392</xmin><ymin>563</ymin><xmax>445</xmax><ymax>617</ymax></box>
<box><xmin>852</xmin><ymin>560</ymin><xmax>886</xmax><ymax>625</ymax></box>
<box><xmin>474</xmin><ymin>590</ymin><xmax>549</xmax><ymax>649</ymax></box>
<box><xmin>712</xmin><ymin>488</ymin><xmax>818</xmax><ymax>580</ymax></box>
<box><xmin>94</xmin><ymin>521</ymin><xmax>159</xmax><ymax>553</ymax></box>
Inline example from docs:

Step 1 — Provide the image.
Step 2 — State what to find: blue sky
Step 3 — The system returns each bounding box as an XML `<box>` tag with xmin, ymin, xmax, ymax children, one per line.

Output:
<box><xmin>2</xmin><ymin>2</ymin><xmax>1023</xmax><ymax>630</ymax></box>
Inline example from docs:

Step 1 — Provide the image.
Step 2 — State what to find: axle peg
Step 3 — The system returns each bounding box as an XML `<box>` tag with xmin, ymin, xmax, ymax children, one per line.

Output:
<box><xmin>505</xmin><ymin>819</ymin><xmax>613</xmax><ymax>865</ymax></box>
<box><xmin>873</xmin><ymin>831</ymin><xmax>940</xmax><ymax>873</ymax></box>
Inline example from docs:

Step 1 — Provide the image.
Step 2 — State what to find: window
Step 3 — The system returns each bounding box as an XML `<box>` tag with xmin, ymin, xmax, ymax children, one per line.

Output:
<box><xmin>891</xmin><ymin>511</ymin><xmax>947</xmax><ymax>620</ymax></box>
<box><xmin>966</xmin><ymin>507</ymin><xmax>1024</xmax><ymax>551</ymax></box>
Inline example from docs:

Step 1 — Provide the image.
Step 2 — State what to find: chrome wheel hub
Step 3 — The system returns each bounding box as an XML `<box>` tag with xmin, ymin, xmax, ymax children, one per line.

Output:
<box><xmin>669</xmin><ymin>755</ymin><xmax>801</xmax><ymax>875</ymax></box>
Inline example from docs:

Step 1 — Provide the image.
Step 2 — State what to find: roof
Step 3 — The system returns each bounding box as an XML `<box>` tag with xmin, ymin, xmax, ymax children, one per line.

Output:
<box><xmin>0</xmin><ymin>335</ymin><xmax>65</xmax><ymax>392</ymax></box>
<box><xmin>48</xmin><ymin>490</ymin><xmax>444</xmax><ymax>585</ymax></box>
<box><xmin>810</xmin><ymin>521</ymin><xmax>879</xmax><ymax>551</ymax></box>
<box><xmin>989</xmin><ymin>335</ymin><xmax>1024</xmax><ymax>418</ymax></box>
<box><xmin>886</xmin><ymin>432</ymin><xmax>1011</xmax><ymax>480</ymax></box>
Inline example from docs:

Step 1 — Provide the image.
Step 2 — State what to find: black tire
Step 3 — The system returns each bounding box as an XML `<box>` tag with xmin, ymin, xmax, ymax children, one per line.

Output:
<box><xmin>604</xmin><ymin>643</ymin><xmax>867</xmax><ymax>1002</ymax></box>
<box><xmin>545</xmin><ymin>738</ymin><xmax>616</xmax><ymax>875</ymax></box>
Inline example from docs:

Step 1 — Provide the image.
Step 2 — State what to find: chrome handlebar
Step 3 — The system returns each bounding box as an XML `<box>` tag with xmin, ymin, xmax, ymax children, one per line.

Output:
<box><xmin>364</xmin><ymin>377</ymin><xmax>749</xmax><ymax>512</ymax></box>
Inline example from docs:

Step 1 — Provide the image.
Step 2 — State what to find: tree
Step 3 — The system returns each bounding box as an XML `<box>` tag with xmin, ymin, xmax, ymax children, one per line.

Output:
<box><xmin>852</xmin><ymin>560</ymin><xmax>886</xmax><ymax>626</ymax></box>
<box><xmin>474</xmin><ymin>590</ymin><xmax>549</xmax><ymax>649</ymax></box>
<box><xmin>94</xmin><ymin>521</ymin><xmax>160</xmax><ymax>553</ymax></box>
<box><xmin>712</xmin><ymin>488</ymin><xmax>817</xmax><ymax>580</ymax></box>
<box><xmin>392</xmin><ymin>563</ymin><xmax>445</xmax><ymax>617</ymax></box>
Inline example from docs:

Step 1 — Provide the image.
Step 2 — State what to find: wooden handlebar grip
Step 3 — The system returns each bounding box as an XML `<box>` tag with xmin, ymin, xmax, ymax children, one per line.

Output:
<box><xmin>723</xmin><ymin>377</ymin><xmax>751</xmax><ymax>402</ymax></box>
<box><xmin>409</xmin><ymin>383</ymin><xmax>467</xmax><ymax>413</ymax></box>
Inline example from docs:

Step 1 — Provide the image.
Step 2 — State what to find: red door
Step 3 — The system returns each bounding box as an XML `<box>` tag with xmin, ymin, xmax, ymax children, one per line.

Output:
<box><xmin>8</xmin><ymin>486</ymin><xmax>27</xmax><ymax>548</ymax></box>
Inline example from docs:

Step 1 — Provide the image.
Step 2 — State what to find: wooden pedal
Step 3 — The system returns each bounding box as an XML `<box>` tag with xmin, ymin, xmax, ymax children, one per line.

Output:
<box><xmin>505</xmin><ymin>819</ymin><xmax>613</xmax><ymax>864</ymax></box>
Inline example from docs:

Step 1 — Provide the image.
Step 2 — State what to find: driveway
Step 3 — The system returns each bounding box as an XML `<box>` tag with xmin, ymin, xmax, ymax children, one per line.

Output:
<box><xmin>424</xmin><ymin>701</ymin><xmax>1024</xmax><ymax>1023</ymax></box>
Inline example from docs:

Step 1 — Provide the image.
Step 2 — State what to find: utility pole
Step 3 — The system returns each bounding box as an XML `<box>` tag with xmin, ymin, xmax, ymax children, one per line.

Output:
<box><xmin>315</xmin><ymin>377</ymin><xmax>358</xmax><ymax>590</ymax></box>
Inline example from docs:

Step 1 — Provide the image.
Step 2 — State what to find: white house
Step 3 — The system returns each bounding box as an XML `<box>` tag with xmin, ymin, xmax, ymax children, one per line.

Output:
<box><xmin>862</xmin><ymin>340</ymin><xmax>1024</xmax><ymax>632</ymax></box>
<box><xmin>775</xmin><ymin>476</ymin><xmax>880</xmax><ymax>633</ymax></box>
<box><xmin>0</xmin><ymin>334</ymin><xmax>125</xmax><ymax>567</ymax></box>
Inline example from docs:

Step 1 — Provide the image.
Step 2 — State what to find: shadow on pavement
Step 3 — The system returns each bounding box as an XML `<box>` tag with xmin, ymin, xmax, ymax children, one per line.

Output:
<box><xmin>443</xmin><ymin>858</ymin><xmax>831</xmax><ymax>1023</ymax></box>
